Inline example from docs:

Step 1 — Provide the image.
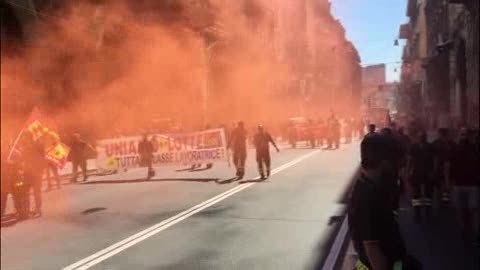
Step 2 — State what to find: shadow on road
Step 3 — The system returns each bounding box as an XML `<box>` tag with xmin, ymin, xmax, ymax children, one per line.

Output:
<box><xmin>1</xmin><ymin>212</ymin><xmax>42</xmax><ymax>228</ymax></box>
<box><xmin>215</xmin><ymin>177</ymin><xmax>240</xmax><ymax>184</ymax></box>
<box><xmin>189</xmin><ymin>167</ymin><xmax>214</xmax><ymax>172</ymax></box>
<box><xmin>82</xmin><ymin>207</ymin><xmax>107</xmax><ymax>215</ymax></box>
<box><xmin>238</xmin><ymin>178</ymin><xmax>268</xmax><ymax>184</ymax></box>
<box><xmin>80</xmin><ymin>178</ymin><xmax>219</xmax><ymax>185</ymax></box>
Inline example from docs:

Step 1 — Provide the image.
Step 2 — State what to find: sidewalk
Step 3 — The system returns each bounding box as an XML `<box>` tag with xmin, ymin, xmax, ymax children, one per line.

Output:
<box><xmin>339</xmin><ymin>195</ymin><xmax>479</xmax><ymax>270</ymax></box>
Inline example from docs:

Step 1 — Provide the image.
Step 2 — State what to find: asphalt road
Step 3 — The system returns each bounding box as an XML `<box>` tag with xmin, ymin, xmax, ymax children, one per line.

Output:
<box><xmin>1</xmin><ymin>141</ymin><xmax>360</xmax><ymax>270</ymax></box>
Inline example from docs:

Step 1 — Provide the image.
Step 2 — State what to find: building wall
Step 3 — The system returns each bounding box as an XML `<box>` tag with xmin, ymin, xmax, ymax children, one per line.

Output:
<box><xmin>402</xmin><ymin>0</ymin><xmax>478</xmax><ymax>129</ymax></box>
<box><xmin>465</xmin><ymin>0</ymin><xmax>479</xmax><ymax>127</ymax></box>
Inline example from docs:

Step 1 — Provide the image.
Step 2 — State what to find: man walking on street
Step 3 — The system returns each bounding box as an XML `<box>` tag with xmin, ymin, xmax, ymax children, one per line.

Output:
<box><xmin>69</xmin><ymin>133</ymin><xmax>95</xmax><ymax>183</ymax></box>
<box><xmin>432</xmin><ymin>128</ymin><xmax>455</xmax><ymax>205</ymax></box>
<box><xmin>22</xmin><ymin>133</ymin><xmax>45</xmax><ymax>217</ymax></box>
<box><xmin>407</xmin><ymin>131</ymin><xmax>434</xmax><ymax>222</ymax></box>
<box><xmin>450</xmin><ymin>128</ymin><xmax>479</xmax><ymax>244</ymax></box>
<box><xmin>349</xmin><ymin>133</ymin><xmax>419</xmax><ymax>270</ymax></box>
<box><xmin>327</xmin><ymin>114</ymin><xmax>340</xmax><ymax>149</ymax></box>
<box><xmin>138</xmin><ymin>134</ymin><xmax>155</xmax><ymax>179</ymax></box>
<box><xmin>253</xmin><ymin>125</ymin><xmax>279</xmax><ymax>179</ymax></box>
<box><xmin>227</xmin><ymin>121</ymin><xmax>247</xmax><ymax>179</ymax></box>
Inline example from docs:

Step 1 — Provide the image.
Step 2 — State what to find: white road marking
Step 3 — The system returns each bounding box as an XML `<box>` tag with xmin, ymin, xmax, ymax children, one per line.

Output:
<box><xmin>63</xmin><ymin>150</ymin><xmax>320</xmax><ymax>270</ymax></box>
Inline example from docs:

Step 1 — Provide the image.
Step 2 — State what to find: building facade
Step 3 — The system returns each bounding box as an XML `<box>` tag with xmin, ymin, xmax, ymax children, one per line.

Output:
<box><xmin>400</xmin><ymin>0</ymin><xmax>479</xmax><ymax>129</ymax></box>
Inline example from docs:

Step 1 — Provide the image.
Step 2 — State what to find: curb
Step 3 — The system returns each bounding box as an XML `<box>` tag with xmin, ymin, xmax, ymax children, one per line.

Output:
<box><xmin>322</xmin><ymin>216</ymin><xmax>350</xmax><ymax>270</ymax></box>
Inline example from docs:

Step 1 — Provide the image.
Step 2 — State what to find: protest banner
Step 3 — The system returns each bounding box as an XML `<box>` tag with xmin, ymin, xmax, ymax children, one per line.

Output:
<box><xmin>95</xmin><ymin>128</ymin><xmax>228</xmax><ymax>172</ymax></box>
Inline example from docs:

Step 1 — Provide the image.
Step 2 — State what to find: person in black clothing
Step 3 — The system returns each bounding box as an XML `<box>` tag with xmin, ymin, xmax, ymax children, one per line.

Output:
<box><xmin>316</xmin><ymin>118</ymin><xmax>326</xmax><ymax>147</ymax></box>
<box><xmin>138</xmin><ymin>134</ymin><xmax>155</xmax><ymax>179</ymax></box>
<box><xmin>69</xmin><ymin>133</ymin><xmax>95</xmax><ymax>183</ymax></box>
<box><xmin>253</xmin><ymin>125</ymin><xmax>279</xmax><ymax>179</ymax></box>
<box><xmin>432</xmin><ymin>128</ymin><xmax>455</xmax><ymax>204</ymax></box>
<box><xmin>396</xmin><ymin>127</ymin><xmax>411</xmax><ymax>198</ymax></box>
<box><xmin>380</xmin><ymin>127</ymin><xmax>405</xmax><ymax>214</ymax></box>
<box><xmin>288</xmin><ymin>122</ymin><xmax>297</xmax><ymax>148</ymax></box>
<box><xmin>307</xmin><ymin>119</ymin><xmax>316</xmax><ymax>148</ymax></box>
<box><xmin>21</xmin><ymin>133</ymin><xmax>46</xmax><ymax>217</ymax></box>
<box><xmin>396</xmin><ymin>127</ymin><xmax>411</xmax><ymax>158</ymax></box>
<box><xmin>407</xmin><ymin>131</ymin><xmax>434</xmax><ymax>221</ymax></box>
<box><xmin>227</xmin><ymin>121</ymin><xmax>247</xmax><ymax>178</ymax></box>
<box><xmin>332</xmin><ymin>117</ymin><xmax>341</xmax><ymax>149</ymax></box>
<box><xmin>349</xmin><ymin>133</ymin><xmax>410</xmax><ymax>270</ymax></box>
<box><xmin>450</xmin><ymin>128</ymin><xmax>479</xmax><ymax>243</ymax></box>
<box><xmin>326</xmin><ymin>114</ymin><xmax>340</xmax><ymax>149</ymax></box>
<box><xmin>1</xmin><ymin>160</ymin><xmax>30</xmax><ymax>220</ymax></box>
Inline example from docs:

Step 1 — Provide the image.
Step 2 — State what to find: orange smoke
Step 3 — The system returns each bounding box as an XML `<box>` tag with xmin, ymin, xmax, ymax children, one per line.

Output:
<box><xmin>1</xmin><ymin>0</ymin><xmax>359</xmax><ymax>143</ymax></box>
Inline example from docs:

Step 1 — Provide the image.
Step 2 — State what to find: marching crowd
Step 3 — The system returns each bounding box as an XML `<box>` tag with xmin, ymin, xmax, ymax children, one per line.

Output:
<box><xmin>349</xmin><ymin>123</ymin><xmax>479</xmax><ymax>270</ymax></box>
<box><xmin>285</xmin><ymin>114</ymin><xmax>365</xmax><ymax>150</ymax></box>
<box><xmin>0</xmin><ymin>115</ymin><xmax>357</xmax><ymax>223</ymax></box>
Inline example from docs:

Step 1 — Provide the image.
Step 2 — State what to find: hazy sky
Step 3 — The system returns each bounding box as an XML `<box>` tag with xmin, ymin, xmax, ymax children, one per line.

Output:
<box><xmin>330</xmin><ymin>0</ymin><xmax>408</xmax><ymax>82</ymax></box>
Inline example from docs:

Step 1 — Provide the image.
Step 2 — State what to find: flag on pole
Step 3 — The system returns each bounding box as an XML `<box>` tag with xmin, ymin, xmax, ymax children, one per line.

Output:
<box><xmin>25</xmin><ymin>107</ymin><xmax>58</xmax><ymax>142</ymax></box>
<box><xmin>8</xmin><ymin>107</ymin><xmax>69</xmax><ymax>168</ymax></box>
<box><xmin>46</xmin><ymin>142</ymin><xmax>70</xmax><ymax>168</ymax></box>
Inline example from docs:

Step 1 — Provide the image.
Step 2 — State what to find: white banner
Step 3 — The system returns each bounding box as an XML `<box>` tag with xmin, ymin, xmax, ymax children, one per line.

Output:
<box><xmin>95</xmin><ymin>128</ymin><xmax>228</xmax><ymax>171</ymax></box>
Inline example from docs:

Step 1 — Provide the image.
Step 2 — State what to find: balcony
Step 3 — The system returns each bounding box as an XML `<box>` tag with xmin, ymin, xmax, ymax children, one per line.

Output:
<box><xmin>399</xmin><ymin>23</ymin><xmax>411</xmax><ymax>39</ymax></box>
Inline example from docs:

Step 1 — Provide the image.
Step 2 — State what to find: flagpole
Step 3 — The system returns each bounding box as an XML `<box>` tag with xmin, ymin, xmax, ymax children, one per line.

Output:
<box><xmin>6</xmin><ymin>128</ymin><xmax>25</xmax><ymax>162</ymax></box>
<box><xmin>6</xmin><ymin>106</ymin><xmax>39</xmax><ymax>162</ymax></box>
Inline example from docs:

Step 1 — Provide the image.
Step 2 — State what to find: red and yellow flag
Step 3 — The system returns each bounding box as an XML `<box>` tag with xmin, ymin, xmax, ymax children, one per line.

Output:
<box><xmin>8</xmin><ymin>107</ymin><xmax>70</xmax><ymax>168</ymax></box>
<box><xmin>46</xmin><ymin>142</ymin><xmax>70</xmax><ymax>168</ymax></box>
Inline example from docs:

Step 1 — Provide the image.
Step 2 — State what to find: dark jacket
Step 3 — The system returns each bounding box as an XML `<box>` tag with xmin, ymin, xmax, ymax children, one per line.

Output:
<box><xmin>228</xmin><ymin>127</ymin><xmax>247</xmax><ymax>152</ymax></box>
<box><xmin>138</xmin><ymin>139</ymin><xmax>154</xmax><ymax>156</ymax></box>
<box><xmin>253</xmin><ymin>132</ymin><xmax>276</xmax><ymax>153</ymax></box>
<box><xmin>70</xmin><ymin>140</ymin><xmax>94</xmax><ymax>162</ymax></box>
